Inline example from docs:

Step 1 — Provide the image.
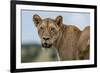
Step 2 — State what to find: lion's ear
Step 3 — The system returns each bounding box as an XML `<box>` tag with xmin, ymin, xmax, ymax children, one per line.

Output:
<box><xmin>33</xmin><ymin>14</ymin><xmax>42</xmax><ymax>26</ymax></box>
<box><xmin>55</xmin><ymin>16</ymin><xmax>62</xmax><ymax>27</ymax></box>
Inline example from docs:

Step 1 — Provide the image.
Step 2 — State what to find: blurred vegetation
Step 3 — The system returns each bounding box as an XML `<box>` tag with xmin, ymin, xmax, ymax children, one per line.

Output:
<box><xmin>21</xmin><ymin>44</ymin><xmax>58</xmax><ymax>63</ymax></box>
<box><xmin>21</xmin><ymin>44</ymin><xmax>90</xmax><ymax>63</ymax></box>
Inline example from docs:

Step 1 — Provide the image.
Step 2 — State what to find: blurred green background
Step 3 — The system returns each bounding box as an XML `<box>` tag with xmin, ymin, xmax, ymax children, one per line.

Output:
<box><xmin>21</xmin><ymin>44</ymin><xmax>59</xmax><ymax>63</ymax></box>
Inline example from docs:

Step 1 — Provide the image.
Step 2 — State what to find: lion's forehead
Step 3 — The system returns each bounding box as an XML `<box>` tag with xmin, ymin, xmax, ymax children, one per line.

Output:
<box><xmin>40</xmin><ymin>19</ymin><xmax>57</xmax><ymax>28</ymax></box>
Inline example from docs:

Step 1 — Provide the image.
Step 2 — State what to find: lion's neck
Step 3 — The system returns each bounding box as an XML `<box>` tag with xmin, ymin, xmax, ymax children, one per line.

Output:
<box><xmin>53</xmin><ymin>25</ymin><xmax>66</xmax><ymax>60</ymax></box>
<box><xmin>53</xmin><ymin>25</ymin><xmax>66</xmax><ymax>49</ymax></box>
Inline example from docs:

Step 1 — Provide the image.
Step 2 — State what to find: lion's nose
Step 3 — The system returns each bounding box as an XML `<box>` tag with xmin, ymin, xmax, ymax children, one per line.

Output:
<box><xmin>43</xmin><ymin>37</ymin><xmax>50</xmax><ymax>40</ymax></box>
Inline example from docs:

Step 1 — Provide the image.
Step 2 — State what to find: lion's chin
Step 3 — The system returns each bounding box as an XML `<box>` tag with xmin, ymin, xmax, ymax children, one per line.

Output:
<box><xmin>42</xmin><ymin>43</ymin><xmax>52</xmax><ymax>48</ymax></box>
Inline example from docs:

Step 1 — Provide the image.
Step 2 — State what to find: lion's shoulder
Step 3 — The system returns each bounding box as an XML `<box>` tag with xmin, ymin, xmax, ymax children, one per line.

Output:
<box><xmin>62</xmin><ymin>24</ymin><xmax>81</xmax><ymax>34</ymax></box>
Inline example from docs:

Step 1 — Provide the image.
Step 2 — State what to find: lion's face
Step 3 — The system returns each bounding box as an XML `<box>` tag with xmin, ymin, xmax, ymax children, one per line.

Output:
<box><xmin>33</xmin><ymin>14</ymin><xmax>62</xmax><ymax>48</ymax></box>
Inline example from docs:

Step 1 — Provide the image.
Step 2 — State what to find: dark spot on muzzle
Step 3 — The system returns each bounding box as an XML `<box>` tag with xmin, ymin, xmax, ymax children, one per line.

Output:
<box><xmin>42</xmin><ymin>43</ymin><xmax>52</xmax><ymax>48</ymax></box>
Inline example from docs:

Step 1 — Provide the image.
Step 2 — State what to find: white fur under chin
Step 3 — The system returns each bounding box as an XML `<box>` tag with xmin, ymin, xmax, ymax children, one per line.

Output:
<box><xmin>42</xmin><ymin>48</ymin><xmax>46</xmax><ymax>52</ymax></box>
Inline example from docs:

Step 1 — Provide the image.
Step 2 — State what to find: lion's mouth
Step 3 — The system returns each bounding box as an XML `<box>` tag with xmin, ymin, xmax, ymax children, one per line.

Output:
<box><xmin>42</xmin><ymin>43</ymin><xmax>52</xmax><ymax>48</ymax></box>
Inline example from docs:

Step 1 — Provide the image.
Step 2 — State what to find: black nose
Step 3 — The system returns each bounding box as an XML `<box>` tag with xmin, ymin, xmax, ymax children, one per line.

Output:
<box><xmin>43</xmin><ymin>37</ymin><xmax>50</xmax><ymax>40</ymax></box>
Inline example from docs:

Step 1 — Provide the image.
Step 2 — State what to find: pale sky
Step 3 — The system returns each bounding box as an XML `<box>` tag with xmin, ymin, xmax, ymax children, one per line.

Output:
<box><xmin>21</xmin><ymin>10</ymin><xmax>90</xmax><ymax>44</ymax></box>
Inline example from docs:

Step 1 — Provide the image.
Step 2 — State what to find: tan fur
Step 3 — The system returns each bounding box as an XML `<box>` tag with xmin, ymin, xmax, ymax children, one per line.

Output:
<box><xmin>77</xmin><ymin>26</ymin><xmax>90</xmax><ymax>60</ymax></box>
<box><xmin>33</xmin><ymin>14</ymin><xmax>90</xmax><ymax>61</ymax></box>
<box><xmin>53</xmin><ymin>25</ymin><xmax>81</xmax><ymax>60</ymax></box>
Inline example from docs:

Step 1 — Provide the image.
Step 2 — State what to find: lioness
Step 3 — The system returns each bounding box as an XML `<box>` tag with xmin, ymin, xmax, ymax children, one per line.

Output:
<box><xmin>33</xmin><ymin>14</ymin><xmax>90</xmax><ymax>60</ymax></box>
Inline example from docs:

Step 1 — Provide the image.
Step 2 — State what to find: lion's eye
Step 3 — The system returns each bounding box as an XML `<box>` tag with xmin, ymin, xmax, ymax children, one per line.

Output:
<box><xmin>40</xmin><ymin>27</ymin><xmax>44</xmax><ymax>30</ymax></box>
<box><xmin>51</xmin><ymin>27</ymin><xmax>55</xmax><ymax>32</ymax></box>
